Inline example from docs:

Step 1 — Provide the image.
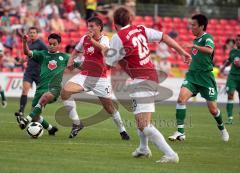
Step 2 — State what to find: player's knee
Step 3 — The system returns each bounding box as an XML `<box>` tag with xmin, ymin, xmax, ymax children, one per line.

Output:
<box><xmin>209</xmin><ymin>107</ymin><xmax>218</xmax><ymax>115</ymax></box>
<box><xmin>60</xmin><ymin>89</ymin><xmax>70</xmax><ymax>100</ymax></box>
<box><xmin>177</xmin><ymin>96</ymin><xmax>187</xmax><ymax>104</ymax></box>
<box><xmin>228</xmin><ymin>93</ymin><xmax>234</xmax><ymax>100</ymax></box>
<box><xmin>103</xmin><ymin>104</ymin><xmax>115</xmax><ymax>114</ymax></box>
<box><xmin>39</xmin><ymin>95</ymin><xmax>49</xmax><ymax>107</ymax></box>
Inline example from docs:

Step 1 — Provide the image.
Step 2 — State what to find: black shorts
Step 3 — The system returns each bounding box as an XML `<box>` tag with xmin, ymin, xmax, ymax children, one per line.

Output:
<box><xmin>23</xmin><ymin>71</ymin><xmax>40</xmax><ymax>85</ymax></box>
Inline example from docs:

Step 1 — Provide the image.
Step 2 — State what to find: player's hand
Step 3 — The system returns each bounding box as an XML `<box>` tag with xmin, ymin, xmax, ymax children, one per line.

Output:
<box><xmin>86</xmin><ymin>31</ymin><xmax>94</xmax><ymax>41</ymax></box>
<box><xmin>22</xmin><ymin>34</ymin><xmax>28</xmax><ymax>42</ymax></box>
<box><xmin>182</xmin><ymin>52</ymin><xmax>192</xmax><ymax>65</ymax></box>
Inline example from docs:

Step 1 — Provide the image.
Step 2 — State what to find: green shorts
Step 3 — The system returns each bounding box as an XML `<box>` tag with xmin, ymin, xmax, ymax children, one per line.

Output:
<box><xmin>32</xmin><ymin>87</ymin><xmax>60</xmax><ymax>107</ymax></box>
<box><xmin>182</xmin><ymin>71</ymin><xmax>218</xmax><ymax>101</ymax></box>
<box><xmin>226</xmin><ymin>74</ymin><xmax>240</xmax><ymax>94</ymax></box>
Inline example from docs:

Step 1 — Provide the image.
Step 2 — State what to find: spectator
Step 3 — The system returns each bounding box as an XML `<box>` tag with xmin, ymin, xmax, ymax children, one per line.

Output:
<box><xmin>159</xmin><ymin>57</ymin><xmax>172</xmax><ymax>75</ymax></box>
<box><xmin>50</xmin><ymin>13</ymin><xmax>65</xmax><ymax>33</ymax></box>
<box><xmin>2</xmin><ymin>48</ymin><xmax>15</xmax><ymax>71</ymax></box>
<box><xmin>156</xmin><ymin>42</ymin><xmax>171</xmax><ymax>59</ymax></box>
<box><xmin>168</xmin><ymin>26</ymin><xmax>178</xmax><ymax>39</ymax></box>
<box><xmin>43</xmin><ymin>0</ymin><xmax>59</xmax><ymax>19</ymax></box>
<box><xmin>85</xmin><ymin>0</ymin><xmax>97</xmax><ymax>20</ymax></box>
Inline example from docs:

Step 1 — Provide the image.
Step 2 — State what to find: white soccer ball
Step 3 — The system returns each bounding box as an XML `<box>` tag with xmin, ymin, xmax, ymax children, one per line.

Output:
<box><xmin>26</xmin><ymin>122</ymin><xmax>44</xmax><ymax>138</ymax></box>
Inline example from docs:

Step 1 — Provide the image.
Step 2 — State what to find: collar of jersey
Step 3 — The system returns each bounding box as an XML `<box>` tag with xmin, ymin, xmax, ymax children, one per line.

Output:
<box><xmin>195</xmin><ymin>32</ymin><xmax>207</xmax><ymax>40</ymax></box>
<box><xmin>48</xmin><ymin>51</ymin><xmax>60</xmax><ymax>54</ymax></box>
<box><xmin>120</xmin><ymin>24</ymin><xmax>131</xmax><ymax>30</ymax></box>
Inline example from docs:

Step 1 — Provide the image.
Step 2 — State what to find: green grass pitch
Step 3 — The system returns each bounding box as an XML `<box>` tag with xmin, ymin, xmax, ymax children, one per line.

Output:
<box><xmin>0</xmin><ymin>99</ymin><xmax>240</xmax><ymax>173</ymax></box>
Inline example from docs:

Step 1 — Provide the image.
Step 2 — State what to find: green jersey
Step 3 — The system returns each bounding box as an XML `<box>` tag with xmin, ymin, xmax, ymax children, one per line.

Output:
<box><xmin>228</xmin><ymin>49</ymin><xmax>240</xmax><ymax>76</ymax></box>
<box><xmin>31</xmin><ymin>50</ymin><xmax>69</xmax><ymax>91</ymax></box>
<box><xmin>189</xmin><ymin>33</ymin><xmax>215</xmax><ymax>72</ymax></box>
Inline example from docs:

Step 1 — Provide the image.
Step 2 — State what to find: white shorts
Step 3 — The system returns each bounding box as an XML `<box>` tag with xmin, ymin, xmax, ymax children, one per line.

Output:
<box><xmin>68</xmin><ymin>74</ymin><xmax>111</xmax><ymax>98</ymax></box>
<box><xmin>128</xmin><ymin>79</ymin><xmax>158</xmax><ymax>115</ymax></box>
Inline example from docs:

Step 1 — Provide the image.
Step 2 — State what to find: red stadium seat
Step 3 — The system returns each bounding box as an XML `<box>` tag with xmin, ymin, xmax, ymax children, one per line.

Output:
<box><xmin>163</xmin><ymin>17</ymin><xmax>172</xmax><ymax>24</ymax></box>
<box><xmin>2</xmin><ymin>68</ymin><xmax>11</xmax><ymax>72</ymax></box>
<box><xmin>173</xmin><ymin>17</ymin><xmax>182</xmax><ymax>24</ymax></box>
<box><xmin>209</xmin><ymin>19</ymin><xmax>219</xmax><ymax>25</ymax></box>
<box><xmin>219</xmin><ymin>19</ymin><xmax>228</xmax><ymax>25</ymax></box>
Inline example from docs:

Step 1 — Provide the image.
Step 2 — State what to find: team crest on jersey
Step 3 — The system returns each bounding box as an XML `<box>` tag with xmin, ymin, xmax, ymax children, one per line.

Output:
<box><xmin>192</xmin><ymin>48</ymin><xmax>198</xmax><ymax>55</ymax></box>
<box><xmin>48</xmin><ymin>60</ymin><xmax>57</xmax><ymax>70</ymax></box>
<box><xmin>59</xmin><ymin>56</ymin><xmax>64</xmax><ymax>61</ymax></box>
<box><xmin>87</xmin><ymin>46</ymin><xmax>94</xmax><ymax>55</ymax></box>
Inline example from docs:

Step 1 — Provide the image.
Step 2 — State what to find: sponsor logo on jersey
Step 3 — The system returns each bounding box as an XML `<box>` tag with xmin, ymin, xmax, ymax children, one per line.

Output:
<box><xmin>87</xmin><ymin>46</ymin><xmax>94</xmax><ymax>55</ymax></box>
<box><xmin>192</xmin><ymin>48</ymin><xmax>198</xmax><ymax>55</ymax></box>
<box><xmin>48</xmin><ymin>60</ymin><xmax>57</xmax><ymax>70</ymax></box>
<box><xmin>59</xmin><ymin>56</ymin><xmax>64</xmax><ymax>61</ymax></box>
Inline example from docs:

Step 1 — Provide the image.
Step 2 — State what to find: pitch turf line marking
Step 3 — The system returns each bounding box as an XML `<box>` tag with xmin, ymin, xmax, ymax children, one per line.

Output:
<box><xmin>0</xmin><ymin>140</ymin><xmax>135</xmax><ymax>147</ymax></box>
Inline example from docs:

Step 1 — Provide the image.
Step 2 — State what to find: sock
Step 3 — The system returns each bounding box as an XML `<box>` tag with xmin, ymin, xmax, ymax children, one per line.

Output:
<box><xmin>214</xmin><ymin>109</ymin><xmax>225</xmax><ymax>130</ymax></box>
<box><xmin>19</xmin><ymin>95</ymin><xmax>27</xmax><ymax>113</ymax></box>
<box><xmin>176</xmin><ymin>103</ymin><xmax>186</xmax><ymax>134</ymax></box>
<box><xmin>137</xmin><ymin>129</ymin><xmax>148</xmax><ymax>150</ymax></box>
<box><xmin>143</xmin><ymin>124</ymin><xmax>176</xmax><ymax>156</ymax></box>
<box><xmin>226</xmin><ymin>99</ymin><xmax>234</xmax><ymax>119</ymax></box>
<box><xmin>63</xmin><ymin>100</ymin><xmax>80</xmax><ymax>125</ymax></box>
<box><xmin>29</xmin><ymin>104</ymin><xmax>42</xmax><ymax>119</ymax></box>
<box><xmin>0</xmin><ymin>90</ymin><xmax>6</xmax><ymax>101</ymax></box>
<box><xmin>39</xmin><ymin>116</ymin><xmax>52</xmax><ymax>130</ymax></box>
<box><xmin>112</xmin><ymin>111</ymin><xmax>126</xmax><ymax>132</ymax></box>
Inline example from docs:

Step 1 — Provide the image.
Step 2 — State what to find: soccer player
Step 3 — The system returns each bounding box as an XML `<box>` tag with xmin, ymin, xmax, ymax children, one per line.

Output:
<box><xmin>0</xmin><ymin>48</ymin><xmax>7</xmax><ymax>108</ymax></box>
<box><xmin>15</xmin><ymin>27</ymin><xmax>48</xmax><ymax>117</ymax></box>
<box><xmin>15</xmin><ymin>33</ymin><xmax>69</xmax><ymax>135</ymax></box>
<box><xmin>220</xmin><ymin>34</ymin><xmax>240</xmax><ymax>124</ymax></box>
<box><xmin>168</xmin><ymin>14</ymin><xmax>229</xmax><ymax>142</ymax></box>
<box><xmin>105</xmin><ymin>7</ymin><xmax>191</xmax><ymax>163</ymax></box>
<box><xmin>61</xmin><ymin>17</ymin><xmax>130</xmax><ymax>140</ymax></box>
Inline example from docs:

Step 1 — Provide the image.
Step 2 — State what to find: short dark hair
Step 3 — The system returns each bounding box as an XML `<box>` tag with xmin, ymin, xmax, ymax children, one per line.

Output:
<box><xmin>87</xmin><ymin>17</ymin><xmax>103</xmax><ymax>32</ymax></box>
<box><xmin>192</xmin><ymin>14</ymin><xmax>208</xmax><ymax>31</ymax></box>
<box><xmin>113</xmin><ymin>7</ymin><xmax>131</xmax><ymax>27</ymax></box>
<box><xmin>48</xmin><ymin>33</ymin><xmax>61</xmax><ymax>43</ymax></box>
<box><xmin>29</xmin><ymin>26</ymin><xmax>39</xmax><ymax>33</ymax></box>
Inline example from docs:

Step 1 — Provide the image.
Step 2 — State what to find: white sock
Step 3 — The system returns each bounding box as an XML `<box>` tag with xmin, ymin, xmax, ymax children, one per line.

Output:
<box><xmin>26</xmin><ymin>115</ymin><xmax>32</xmax><ymax>122</ymax></box>
<box><xmin>143</xmin><ymin>124</ymin><xmax>176</xmax><ymax>156</ymax></box>
<box><xmin>137</xmin><ymin>129</ymin><xmax>148</xmax><ymax>150</ymax></box>
<box><xmin>112</xmin><ymin>111</ymin><xmax>126</xmax><ymax>132</ymax></box>
<box><xmin>63</xmin><ymin>100</ymin><xmax>80</xmax><ymax>125</ymax></box>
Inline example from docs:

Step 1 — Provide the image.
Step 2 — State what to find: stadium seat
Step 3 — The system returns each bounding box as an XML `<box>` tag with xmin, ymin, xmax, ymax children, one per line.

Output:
<box><xmin>2</xmin><ymin>68</ymin><xmax>11</xmax><ymax>72</ymax></box>
<box><xmin>219</xmin><ymin>19</ymin><xmax>229</xmax><ymax>25</ymax></box>
<box><xmin>209</xmin><ymin>19</ymin><xmax>219</xmax><ymax>25</ymax></box>
<box><xmin>13</xmin><ymin>68</ymin><xmax>22</xmax><ymax>72</ymax></box>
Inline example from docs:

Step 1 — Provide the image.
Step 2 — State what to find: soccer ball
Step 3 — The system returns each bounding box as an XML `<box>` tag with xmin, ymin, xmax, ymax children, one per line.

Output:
<box><xmin>26</xmin><ymin>122</ymin><xmax>44</xmax><ymax>138</ymax></box>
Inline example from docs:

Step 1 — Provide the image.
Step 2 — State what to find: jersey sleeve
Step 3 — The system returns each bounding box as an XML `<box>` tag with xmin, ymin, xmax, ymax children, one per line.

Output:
<box><xmin>75</xmin><ymin>36</ymin><xmax>85</xmax><ymax>52</ymax></box>
<box><xmin>100</xmin><ymin>36</ymin><xmax>110</xmax><ymax>48</ymax></box>
<box><xmin>205</xmin><ymin>36</ymin><xmax>215</xmax><ymax>49</ymax></box>
<box><xmin>32</xmin><ymin>50</ymin><xmax>44</xmax><ymax>64</ymax></box>
<box><xmin>145</xmin><ymin>27</ymin><xmax>163</xmax><ymax>43</ymax></box>
<box><xmin>106</xmin><ymin>34</ymin><xmax>125</xmax><ymax>67</ymax></box>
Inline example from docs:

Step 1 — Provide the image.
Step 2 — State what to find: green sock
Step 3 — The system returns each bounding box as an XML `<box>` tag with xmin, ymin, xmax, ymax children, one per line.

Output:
<box><xmin>0</xmin><ymin>90</ymin><xmax>6</xmax><ymax>101</ymax></box>
<box><xmin>176</xmin><ymin>104</ymin><xmax>186</xmax><ymax>134</ymax></box>
<box><xmin>30</xmin><ymin>105</ymin><xmax>42</xmax><ymax>119</ymax></box>
<box><xmin>226</xmin><ymin>100</ymin><xmax>233</xmax><ymax>119</ymax></box>
<box><xmin>214</xmin><ymin>110</ymin><xmax>224</xmax><ymax>130</ymax></box>
<box><xmin>41</xmin><ymin>119</ymin><xmax>51</xmax><ymax>130</ymax></box>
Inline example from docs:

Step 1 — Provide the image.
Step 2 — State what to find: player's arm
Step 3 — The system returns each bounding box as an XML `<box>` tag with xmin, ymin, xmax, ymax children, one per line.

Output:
<box><xmin>105</xmin><ymin>34</ymin><xmax>125</xmax><ymax>67</ymax></box>
<box><xmin>87</xmin><ymin>32</ymin><xmax>109</xmax><ymax>55</ymax></box>
<box><xmin>220</xmin><ymin>59</ymin><xmax>231</xmax><ymax>73</ymax></box>
<box><xmin>67</xmin><ymin>38</ymin><xmax>84</xmax><ymax>70</ymax></box>
<box><xmin>145</xmin><ymin>27</ymin><xmax>191</xmax><ymax>64</ymax></box>
<box><xmin>22</xmin><ymin>35</ymin><xmax>33</xmax><ymax>57</ymax></box>
<box><xmin>184</xmin><ymin>37</ymin><xmax>214</xmax><ymax>55</ymax></box>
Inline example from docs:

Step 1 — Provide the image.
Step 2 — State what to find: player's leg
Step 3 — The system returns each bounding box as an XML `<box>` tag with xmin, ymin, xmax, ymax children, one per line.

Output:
<box><xmin>15</xmin><ymin>73</ymin><xmax>33</xmax><ymax>116</ymax></box>
<box><xmin>168</xmin><ymin>86</ymin><xmax>193</xmax><ymax>141</ymax></box>
<box><xmin>207</xmin><ymin>101</ymin><xmax>229</xmax><ymax>142</ymax></box>
<box><xmin>225</xmin><ymin>77</ymin><xmax>236</xmax><ymax>124</ymax></box>
<box><xmin>134</xmin><ymin>112</ymin><xmax>179</xmax><ymax>163</ymax></box>
<box><xmin>98</xmin><ymin>97</ymin><xmax>130</xmax><ymax>140</ymax></box>
<box><xmin>0</xmin><ymin>85</ymin><xmax>7</xmax><ymax>108</ymax></box>
<box><xmin>61</xmin><ymin>76</ymin><xmax>85</xmax><ymax>138</ymax></box>
<box><xmin>226</xmin><ymin>92</ymin><xmax>234</xmax><ymax>124</ymax></box>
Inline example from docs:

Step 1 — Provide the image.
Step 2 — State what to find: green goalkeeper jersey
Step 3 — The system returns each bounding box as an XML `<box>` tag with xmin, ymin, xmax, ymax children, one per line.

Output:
<box><xmin>189</xmin><ymin>33</ymin><xmax>215</xmax><ymax>72</ymax></box>
<box><xmin>31</xmin><ymin>50</ymin><xmax>69</xmax><ymax>91</ymax></box>
<box><xmin>228</xmin><ymin>48</ymin><xmax>240</xmax><ymax>76</ymax></box>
